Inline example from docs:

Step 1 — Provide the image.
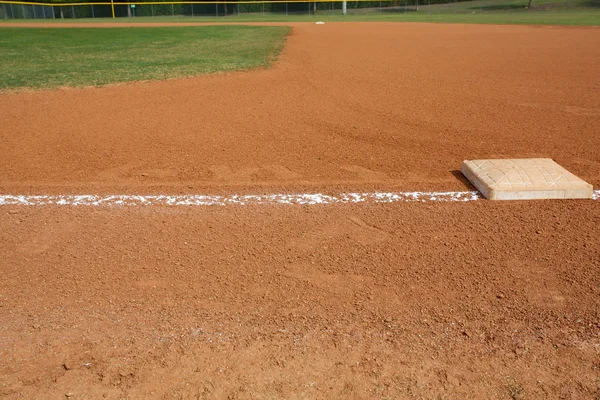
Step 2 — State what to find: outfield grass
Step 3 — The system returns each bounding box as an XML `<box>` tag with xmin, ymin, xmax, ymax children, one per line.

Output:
<box><xmin>0</xmin><ymin>25</ymin><xmax>290</xmax><ymax>90</ymax></box>
<box><xmin>99</xmin><ymin>10</ymin><xmax>598</xmax><ymax>25</ymax></box>
<box><xmin>5</xmin><ymin>10</ymin><xmax>599</xmax><ymax>25</ymax></box>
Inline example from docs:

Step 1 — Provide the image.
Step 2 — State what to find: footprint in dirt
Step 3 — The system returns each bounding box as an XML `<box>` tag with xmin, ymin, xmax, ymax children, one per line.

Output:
<box><xmin>290</xmin><ymin>216</ymin><xmax>390</xmax><ymax>250</ymax></box>
<box><xmin>210</xmin><ymin>165</ymin><xmax>302</xmax><ymax>183</ymax></box>
<box><xmin>340</xmin><ymin>165</ymin><xmax>390</xmax><ymax>182</ymax></box>
<box><xmin>17</xmin><ymin>223</ymin><xmax>77</xmax><ymax>255</ymax></box>
<box><xmin>17</xmin><ymin>240</ymin><xmax>52</xmax><ymax>255</ymax></box>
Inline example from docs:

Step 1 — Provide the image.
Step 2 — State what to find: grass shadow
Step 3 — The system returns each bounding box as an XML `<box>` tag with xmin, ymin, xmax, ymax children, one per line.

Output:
<box><xmin>470</xmin><ymin>4</ymin><xmax>529</xmax><ymax>11</ymax></box>
<box><xmin>581</xmin><ymin>0</ymin><xmax>600</xmax><ymax>7</ymax></box>
<box><xmin>380</xmin><ymin>7</ymin><xmax>420</xmax><ymax>13</ymax></box>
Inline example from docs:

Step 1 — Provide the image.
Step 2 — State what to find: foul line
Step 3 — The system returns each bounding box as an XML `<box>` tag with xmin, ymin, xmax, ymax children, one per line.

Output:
<box><xmin>0</xmin><ymin>190</ymin><xmax>598</xmax><ymax>206</ymax></box>
<box><xmin>0</xmin><ymin>192</ymin><xmax>481</xmax><ymax>206</ymax></box>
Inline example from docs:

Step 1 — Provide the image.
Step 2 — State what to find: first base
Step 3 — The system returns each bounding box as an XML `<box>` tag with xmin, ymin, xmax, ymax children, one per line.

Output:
<box><xmin>461</xmin><ymin>158</ymin><xmax>593</xmax><ymax>200</ymax></box>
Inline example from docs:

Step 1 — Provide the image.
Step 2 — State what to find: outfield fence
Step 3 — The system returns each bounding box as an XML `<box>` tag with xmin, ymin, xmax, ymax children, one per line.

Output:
<box><xmin>0</xmin><ymin>0</ymin><xmax>596</xmax><ymax>19</ymax></box>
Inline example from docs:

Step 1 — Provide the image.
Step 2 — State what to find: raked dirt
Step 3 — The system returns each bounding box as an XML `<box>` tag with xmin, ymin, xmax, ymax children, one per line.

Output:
<box><xmin>1</xmin><ymin>22</ymin><xmax>600</xmax><ymax>399</ymax></box>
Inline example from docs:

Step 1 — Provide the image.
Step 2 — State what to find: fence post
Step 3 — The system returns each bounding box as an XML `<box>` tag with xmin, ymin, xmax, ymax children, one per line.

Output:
<box><xmin>33</xmin><ymin>5</ymin><xmax>36</xmax><ymax>18</ymax></box>
<box><xmin>342</xmin><ymin>0</ymin><xmax>346</xmax><ymax>15</ymax></box>
<box><xmin>262</xmin><ymin>2</ymin><xmax>264</xmax><ymax>16</ymax></box>
<box><xmin>307</xmin><ymin>1</ymin><xmax>310</xmax><ymax>14</ymax></box>
<box><xmin>21</xmin><ymin>4</ymin><xmax>25</xmax><ymax>18</ymax></box>
<box><xmin>285</xmin><ymin>2</ymin><xmax>288</xmax><ymax>15</ymax></box>
<box><xmin>172</xmin><ymin>3</ymin><xmax>174</xmax><ymax>16</ymax></box>
<box><xmin>53</xmin><ymin>5</ymin><xmax>55</xmax><ymax>18</ymax></box>
<box><xmin>404</xmin><ymin>0</ymin><xmax>407</xmax><ymax>14</ymax></box>
<box><xmin>91</xmin><ymin>4</ymin><xmax>94</xmax><ymax>18</ymax></box>
<box><xmin>151</xmin><ymin>4</ymin><xmax>154</xmax><ymax>17</ymax></box>
<box><xmin>10</xmin><ymin>4</ymin><xmax>15</xmax><ymax>18</ymax></box>
<box><xmin>238</xmin><ymin>2</ymin><xmax>240</xmax><ymax>15</ymax></box>
<box><xmin>71</xmin><ymin>5</ymin><xmax>75</xmax><ymax>17</ymax></box>
<box><xmin>428</xmin><ymin>0</ymin><xmax>430</xmax><ymax>14</ymax></box>
<box><xmin>110</xmin><ymin>0</ymin><xmax>114</xmax><ymax>18</ymax></box>
<box><xmin>191</xmin><ymin>4</ymin><xmax>194</xmax><ymax>17</ymax></box>
<box><xmin>216</xmin><ymin>2</ymin><xmax>218</xmax><ymax>16</ymax></box>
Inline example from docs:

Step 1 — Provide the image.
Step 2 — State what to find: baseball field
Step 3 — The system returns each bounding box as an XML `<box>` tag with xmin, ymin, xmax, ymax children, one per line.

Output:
<box><xmin>1</xmin><ymin>16</ymin><xmax>599</xmax><ymax>399</ymax></box>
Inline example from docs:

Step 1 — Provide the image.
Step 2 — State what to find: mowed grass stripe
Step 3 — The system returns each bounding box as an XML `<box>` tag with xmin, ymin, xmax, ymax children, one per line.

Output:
<box><xmin>0</xmin><ymin>25</ymin><xmax>290</xmax><ymax>90</ymax></box>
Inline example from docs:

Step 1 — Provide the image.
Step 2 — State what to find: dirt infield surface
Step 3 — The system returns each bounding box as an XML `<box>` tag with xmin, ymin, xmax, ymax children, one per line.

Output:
<box><xmin>1</xmin><ymin>23</ymin><xmax>600</xmax><ymax>399</ymax></box>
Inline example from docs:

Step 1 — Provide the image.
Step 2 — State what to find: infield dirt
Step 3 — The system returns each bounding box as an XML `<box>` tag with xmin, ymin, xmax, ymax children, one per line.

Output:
<box><xmin>1</xmin><ymin>23</ymin><xmax>599</xmax><ymax>399</ymax></box>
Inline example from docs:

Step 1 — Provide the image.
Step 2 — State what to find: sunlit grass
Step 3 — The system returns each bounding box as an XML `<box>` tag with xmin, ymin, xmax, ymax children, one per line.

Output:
<box><xmin>0</xmin><ymin>25</ymin><xmax>290</xmax><ymax>90</ymax></box>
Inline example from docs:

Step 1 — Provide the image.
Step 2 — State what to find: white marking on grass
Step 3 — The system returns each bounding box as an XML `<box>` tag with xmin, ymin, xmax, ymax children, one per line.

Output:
<box><xmin>0</xmin><ymin>190</ymin><xmax>597</xmax><ymax>207</ymax></box>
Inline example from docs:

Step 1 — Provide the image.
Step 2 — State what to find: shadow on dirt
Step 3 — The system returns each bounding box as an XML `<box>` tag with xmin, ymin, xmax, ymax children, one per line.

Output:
<box><xmin>451</xmin><ymin>170</ymin><xmax>476</xmax><ymax>190</ymax></box>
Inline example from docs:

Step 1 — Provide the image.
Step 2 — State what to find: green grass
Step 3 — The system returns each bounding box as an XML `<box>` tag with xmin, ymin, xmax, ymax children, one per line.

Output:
<box><xmin>5</xmin><ymin>10</ymin><xmax>599</xmax><ymax>25</ymax></box>
<box><xmin>128</xmin><ymin>10</ymin><xmax>598</xmax><ymax>25</ymax></box>
<box><xmin>0</xmin><ymin>25</ymin><xmax>290</xmax><ymax>90</ymax></box>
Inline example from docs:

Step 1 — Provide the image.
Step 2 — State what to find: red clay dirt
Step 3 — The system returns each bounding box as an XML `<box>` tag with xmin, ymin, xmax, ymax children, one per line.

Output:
<box><xmin>0</xmin><ymin>23</ymin><xmax>599</xmax><ymax>399</ymax></box>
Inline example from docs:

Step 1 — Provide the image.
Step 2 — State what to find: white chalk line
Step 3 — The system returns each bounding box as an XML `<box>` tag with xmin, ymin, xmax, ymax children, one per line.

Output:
<box><xmin>0</xmin><ymin>192</ymin><xmax>480</xmax><ymax>206</ymax></box>
<box><xmin>0</xmin><ymin>190</ymin><xmax>598</xmax><ymax>206</ymax></box>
